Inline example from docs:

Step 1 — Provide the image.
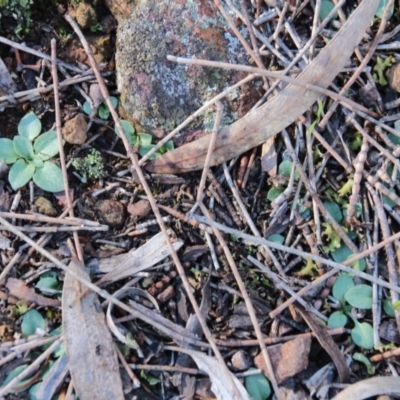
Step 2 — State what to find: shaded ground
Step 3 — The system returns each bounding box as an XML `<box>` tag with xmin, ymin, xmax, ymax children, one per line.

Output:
<box><xmin>1</xmin><ymin>1</ymin><xmax>400</xmax><ymax>399</ymax></box>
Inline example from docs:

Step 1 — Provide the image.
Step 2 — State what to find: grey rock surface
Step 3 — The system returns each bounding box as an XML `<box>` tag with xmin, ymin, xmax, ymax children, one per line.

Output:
<box><xmin>107</xmin><ymin>0</ymin><xmax>261</xmax><ymax>139</ymax></box>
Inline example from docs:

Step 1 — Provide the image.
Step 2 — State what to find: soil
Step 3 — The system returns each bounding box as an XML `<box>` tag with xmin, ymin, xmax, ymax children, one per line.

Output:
<box><xmin>0</xmin><ymin>1</ymin><xmax>400</xmax><ymax>400</ymax></box>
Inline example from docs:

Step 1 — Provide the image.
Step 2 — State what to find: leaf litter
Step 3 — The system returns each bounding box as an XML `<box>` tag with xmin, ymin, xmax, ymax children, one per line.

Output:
<box><xmin>1</xmin><ymin>0</ymin><xmax>400</xmax><ymax>399</ymax></box>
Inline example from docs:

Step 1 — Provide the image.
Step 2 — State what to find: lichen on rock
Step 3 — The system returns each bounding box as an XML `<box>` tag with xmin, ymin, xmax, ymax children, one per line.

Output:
<box><xmin>108</xmin><ymin>0</ymin><xmax>261</xmax><ymax>139</ymax></box>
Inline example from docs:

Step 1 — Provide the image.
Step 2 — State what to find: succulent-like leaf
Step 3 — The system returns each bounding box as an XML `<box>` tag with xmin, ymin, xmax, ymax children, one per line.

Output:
<box><xmin>34</xmin><ymin>130</ymin><xmax>60</xmax><ymax>160</ymax></box>
<box><xmin>33</xmin><ymin>162</ymin><xmax>64</xmax><ymax>192</ymax></box>
<box><xmin>0</xmin><ymin>138</ymin><xmax>18</xmax><ymax>164</ymax></box>
<box><xmin>18</xmin><ymin>112</ymin><xmax>42</xmax><ymax>140</ymax></box>
<box><xmin>9</xmin><ymin>159</ymin><xmax>35</xmax><ymax>190</ymax></box>
<box><xmin>13</xmin><ymin>136</ymin><xmax>34</xmax><ymax>159</ymax></box>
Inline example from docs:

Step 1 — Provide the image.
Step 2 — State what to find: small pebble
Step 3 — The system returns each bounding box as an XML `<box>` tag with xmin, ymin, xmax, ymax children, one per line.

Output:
<box><xmin>127</xmin><ymin>199</ymin><xmax>151</xmax><ymax>218</ymax></box>
<box><xmin>34</xmin><ymin>197</ymin><xmax>57</xmax><ymax>217</ymax></box>
<box><xmin>95</xmin><ymin>199</ymin><xmax>126</xmax><ymax>228</ymax></box>
<box><xmin>231</xmin><ymin>350</ymin><xmax>252</xmax><ymax>371</ymax></box>
<box><xmin>62</xmin><ymin>113</ymin><xmax>87</xmax><ymax>145</ymax></box>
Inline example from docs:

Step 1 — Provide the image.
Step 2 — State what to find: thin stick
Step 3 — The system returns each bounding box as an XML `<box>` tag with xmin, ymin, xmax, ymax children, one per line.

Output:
<box><xmin>196</xmin><ymin>101</ymin><xmax>223</xmax><ymax>203</ymax></box>
<box><xmin>248</xmin><ymin>256</ymin><xmax>328</xmax><ymax>321</ymax></box>
<box><xmin>222</xmin><ymin>163</ymin><xmax>286</xmax><ymax>277</ymax></box>
<box><xmin>0</xmin><ymin>212</ymin><xmax>105</xmax><ymax>227</ymax></box>
<box><xmin>51</xmin><ymin>39</ymin><xmax>83</xmax><ymax>262</ymax></box>
<box><xmin>0</xmin><ymin>338</ymin><xmax>63</xmax><ymax>397</ymax></box>
<box><xmin>318</xmin><ymin>0</ymin><xmax>394</xmax><ymax>128</ymax></box>
<box><xmin>167</xmin><ymin>55</ymin><xmax>378</xmax><ymax>118</ymax></box>
<box><xmin>347</xmin><ymin>135</ymin><xmax>369</xmax><ymax>224</ymax></box>
<box><xmin>138</xmin><ymin>73</ymin><xmax>256</xmax><ymax>165</ymax></box>
<box><xmin>200</xmin><ymin>203</ymin><xmax>282</xmax><ymax>399</ymax></box>
<box><xmin>281</xmin><ymin>129</ymin><xmax>359</xmax><ymax>253</ymax></box>
<box><xmin>0</xmin><ymin>36</ymin><xmax>83</xmax><ymax>73</ymax></box>
<box><xmin>64</xmin><ymin>14</ymin><xmax>236</xmax><ymax>392</ymax></box>
<box><xmin>191</xmin><ymin>214</ymin><xmax>400</xmax><ymax>294</ymax></box>
<box><xmin>367</xmin><ymin>183</ymin><xmax>400</xmax><ymax>332</ymax></box>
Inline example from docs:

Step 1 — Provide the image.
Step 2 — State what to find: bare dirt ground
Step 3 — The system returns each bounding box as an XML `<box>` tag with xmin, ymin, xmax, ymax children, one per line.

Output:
<box><xmin>1</xmin><ymin>1</ymin><xmax>400</xmax><ymax>399</ymax></box>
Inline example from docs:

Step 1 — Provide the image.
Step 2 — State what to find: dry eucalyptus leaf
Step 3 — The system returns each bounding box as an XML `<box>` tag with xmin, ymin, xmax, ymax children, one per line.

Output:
<box><xmin>0</xmin><ymin>57</ymin><xmax>16</xmax><ymax>96</ymax></box>
<box><xmin>89</xmin><ymin>83</ymin><xmax>104</xmax><ymax>109</ymax></box>
<box><xmin>62</xmin><ymin>260</ymin><xmax>124</xmax><ymax>400</ymax></box>
<box><xmin>332</xmin><ymin>376</ymin><xmax>400</xmax><ymax>400</ymax></box>
<box><xmin>34</xmin><ymin>354</ymin><xmax>68</xmax><ymax>400</ymax></box>
<box><xmin>6</xmin><ymin>278</ymin><xmax>60</xmax><ymax>308</ymax></box>
<box><xmin>0</xmin><ymin>233</ymin><xmax>11</xmax><ymax>250</ymax></box>
<box><xmin>261</xmin><ymin>137</ymin><xmax>277</xmax><ymax>176</ymax></box>
<box><xmin>171</xmin><ymin>346</ymin><xmax>250</xmax><ymax>400</ymax></box>
<box><xmin>90</xmin><ymin>231</ymin><xmax>183</xmax><ymax>285</ymax></box>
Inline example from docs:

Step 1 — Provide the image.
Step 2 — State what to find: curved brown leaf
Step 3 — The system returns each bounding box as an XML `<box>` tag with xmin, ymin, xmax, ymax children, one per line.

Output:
<box><xmin>146</xmin><ymin>0</ymin><xmax>377</xmax><ymax>174</ymax></box>
<box><xmin>332</xmin><ymin>376</ymin><xmax>400</xmax><ymax>400</ymax></box>
<box><xmin>293</xmin><ymin>303</ymin><xmax>349</xmax><ymax>383</ymax></box>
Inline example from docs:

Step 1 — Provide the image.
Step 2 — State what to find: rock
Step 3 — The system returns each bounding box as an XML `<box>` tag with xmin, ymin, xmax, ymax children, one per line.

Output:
<box><xmin>95</xmin><ymin>200</ymin><xmax>126</xmax><ymax>228</ymax></box>
<box><xmin>231</xmin><ymin>350</ymin><xmax>252</xmax><ymax>371</ymax></box>
<box><xmin>254</xmin><ymin>335</ymin><xmax>311</xmax><ymax>384</ymax></box>
<box><xmin>74</xmin><ymin>2</ymin><xmax>97</xmax><ymax>29</ymax></box>
<box><xmin>127</xmin><ymin>199</ymin><xmax>151</xmax><ymax>218</ymax></box>
<box><xmin>157</xmin><ymin>285</ymin><xmax>175</xmax><ymax>304</ymax></box>
<box><xmin>62</xmin><ymin>114</ymin><xmax>88</xmax><ymax>144</ymax></box>
<box><xmin>106</xmin><ymin>0</ymin><xmax>261</xmax><ymax>138</ymax></box>
<box><xmin>86</xmin><ymin>35</ymin><xmax>112</xmax><ymax>65</ymax></box>
<box><xmin>387</xmin><ymin>63</ymin><xmax>400</xmax><ymax>93</ymax></box>
<box><xmin>34</xmin><ymin>196</ymin><xmax>58</xmax><ymax>217</ymax></box>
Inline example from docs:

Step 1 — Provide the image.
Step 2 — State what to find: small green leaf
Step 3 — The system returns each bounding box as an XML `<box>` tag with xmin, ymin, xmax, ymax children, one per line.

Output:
<box><xmin>297</xmin><ymin>259</ymin><xmax>319</xmax><ymax>277</ymax></box>
<box><xmin>139</xmin><ymin>144</ymin><xmax>157</xmax><ymax>160</ymax></box>
<box><xmin>37</xmin><ymin>271</ymin><xmax>59</xmax><ymax>296</ymax></box>
<box><xmin>109</xmin><ymin>96</ymin><xmax>118</xmax><ymax>109</ymax></box>
<box><xmin>332</xmin><ymin>274</ymin><xmax>354</xmax><ymax>303</ymax></box>
<box><xmin>350</xmin><ymin>318</ymin><xmax>374</xmax><ymax>349</ymax></box>
<box><xmin>375</xmin><ymin>0</ymin><xmax>394</xmax><ymax>19</ymax></box>
<box><xmin>28</xmin><ymin>155</ymin><xmax>44</xmax><ymax>168</ymax></box>
<box><xmin>353</xmin><ymin>352</ymin><xmax>375</xmax><ymax>374</ymax></box>
<box><xmin>34</xmin><ymin>130</ymin><xmax>60</xmax><ymax>160</ymax></box>
<box><xmin>140</xmin><ymin>369</ymin><xmax>160</xmax><ymax>386</ymax></box>
<box><xmin>348</xmin><ymin>254</ymin><xmax>366</xmax><ymax>272</ymax></box>
<box><xmin>319</xmin><ymin>0</ymin><xmax>338</xmax><ymax>21</ymax></box>
<box><xmin>160</xmin><ymin>140</ymin><xmax>174</xmax><ymax>153</ymax></box>
<box><xmin>115</xmin><ymin>120</ymin><xmax>136</xmax><ymax>144</ymax></box>
<box><xmin>9</xmin><ymin>159</ymin><xmax>35</xmax><ymax>190</ymax></box>
<box><xmin>98</xmin><ymin>103</ymin><xmax>110</xmax><ymax>120</ymax></box>
<box><xmin>267</xmin><ymin>187</ymin><xmax>284</xmax><ymax>201</ymax></box>
<box><xmin>373</xmin><ymin>56</ymin><xmax>392</xmax><ymax>86</ymax></box>
<box><xmin>90</xmin><ymin>22</ymin><xmax>103</xmax><ymax>32</ymax></box>
<box><xmin>82</xmin><ymin>101</ymin><xmax>93</xmax><ymax>115</ymax></box>
<box><xmin>331</xmin><ymin>244</ymin><xmax>352</xmax><ymax>263</ymax></box>
<box><xmin>267</xmin><ymin>234</ymin><xmax>285</xmax><ymax>245</ymax></box>
<box><xmin>383</xmin><ymin>190</ymin><xmax>398</xmax><ymax>208</ymax></box>
<box><xmin>383</xmin><ymin>298</ymin><xmax>395</xmax><ymax>317</ymax></box>
<box><xmin>0</xmin><ymin>138</ymin><xmax>18</xmax><ymax>163</ymax></box>
<box><xmin>328</xmin><ymin>311</ymin><xmax>347</xmax><ymax>328</ymax></box>
<box><xmin>344</xmin><ymin>284</ymin><xmax>373</xmax><ymax>309</ymax></box>
<box><xmin>245</xmin><ymin>369</ymin><xmax>271</xmax><ymax>400</ymax></box>
<box><xmin>393</xmin><ymin>300</ymin><xmax>400</xmax><ymax>311</ymax></box>
<box><xmin>33</xmin><ymin>162</ymin><xmax>64</xmax><ymax>192</ymax></box>
<box><xmin>338</xmin><ymin>179</ymin><xmax>354</xmax><ymax>197</ymax></box>
<box><xmin>278</xmin><ymin>160</ymin><xmax>298</xmax><ymax>179</ymax></box>
<box><xmin>1</xmin><ymin>364</ymin><xmax>28</xmax><ymax>392</ymax></box>
<box><xmin>138</xmin><ymin>132</ymin><xmax>153</xmax><ymax>147</ymax></box>
<box><xmin>13</xmin><ymin>135</ymin><xmax>34</xmax><ymax>159</ymax></box>
<box><xmin>18</xmin><ymin>112</ymin><xmax>42</xmax><ymax>140</ymax></box>
<box><xmin>388</xmin><ymin>133</ymin><xmax>400</xmax><ymax>145</ymax></box>
<box><xmin>324</xmin><ymin>201</ymin><xmax>343</xmax><ymax>223</ymax></box>
<box><xmin>21</xmin><ymin>309</ymin><xmax>46</xmax><ymax>336</ymax></box>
